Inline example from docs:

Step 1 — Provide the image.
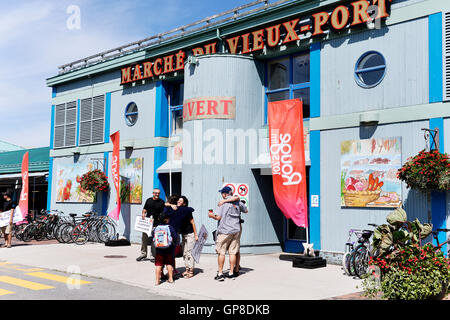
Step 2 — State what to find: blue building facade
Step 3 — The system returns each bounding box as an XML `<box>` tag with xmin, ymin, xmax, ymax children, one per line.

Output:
<box><xmin>46</xmin><ymin>0</ymin><xmax>449</xmax><ymax>260</ymax></box>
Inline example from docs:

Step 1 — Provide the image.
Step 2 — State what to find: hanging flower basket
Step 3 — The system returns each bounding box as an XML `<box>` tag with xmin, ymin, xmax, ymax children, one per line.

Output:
<box><xmin>397</xmin><ymin>149</ymin><xmax>450</xmax><ymax>193</ymax></box>
<box><xmin>79</xmin><ymin>169</ymin><xmax>110</xmax><ymax>193</ymax></box>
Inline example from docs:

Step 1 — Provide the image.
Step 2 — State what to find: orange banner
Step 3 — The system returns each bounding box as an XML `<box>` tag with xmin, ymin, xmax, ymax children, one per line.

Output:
<box><xmin>268</xmin><ymin>99</ymin><xmax>308</xmax><ymax>228</ymax></box>
<box><xmin>108</xmin><ymin>131</ymin><xmax>121</xmax><ymax>221</ymax></box>
<box><xmin>18</xmin><ymin>152</ymin><xmax>29</xmax><ymax>220</ymax></box>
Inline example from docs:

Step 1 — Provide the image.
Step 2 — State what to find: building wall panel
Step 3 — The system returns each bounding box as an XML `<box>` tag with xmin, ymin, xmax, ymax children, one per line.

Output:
<box><xmin>320</xmin><ymin>120</ymin><xmax>430</xmax><ymax>253</ymax></box>
<box><xmin>321</xmin><ymin>17</ymin><xmax>429</xmax><ymax>117</ymax></box>
<box><xmin>110</xmin><ymin>83</ymin><xmax>157</xmax><ymax>142</ymax></box>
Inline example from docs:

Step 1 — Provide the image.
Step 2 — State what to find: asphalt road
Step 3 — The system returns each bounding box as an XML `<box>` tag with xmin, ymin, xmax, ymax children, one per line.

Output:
<box><xmin>0</xmin><ymin>260</ymin><xmax>179</xmax><ymax>300</ymax></box>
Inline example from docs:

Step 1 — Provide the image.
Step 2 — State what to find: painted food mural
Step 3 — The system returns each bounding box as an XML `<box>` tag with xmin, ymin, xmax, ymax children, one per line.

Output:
<box><xmin>56</xmin><ymin>161</ymin><xmax>96</xmax><ymax>203</ymax></box>
<box><xmin>119</xmin><ymin>158</ymin><xmax>143</xmax><ymax>204</ymax></box>
<box><xmin>340</xmin><ymin>137</ymin><xmax>402</xmax><ymax>208</ymax></box>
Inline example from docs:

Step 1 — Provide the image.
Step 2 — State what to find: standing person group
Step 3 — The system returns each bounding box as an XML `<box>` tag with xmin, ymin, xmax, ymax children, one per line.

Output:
<box><xmin>138</xmin><ymin>185</ymin><xmax>248</xmax><ymax>285</ymax></box>
<box><xmin>137</xmin><ymin>189</ymin><xmax>199</xmax><ymax>285</ymax></box>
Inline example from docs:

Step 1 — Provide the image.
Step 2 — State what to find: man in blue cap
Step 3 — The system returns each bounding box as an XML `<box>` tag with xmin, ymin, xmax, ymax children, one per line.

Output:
<box><xmin>208</xmin><ymin>186</ymin><xmax>241</xmax><ymax>281</ymax></box>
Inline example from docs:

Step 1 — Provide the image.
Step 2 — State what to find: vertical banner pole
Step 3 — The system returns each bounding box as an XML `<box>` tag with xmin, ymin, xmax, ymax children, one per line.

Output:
<box><xmin>268</xmin><ymin>99</ymin><xmax>308</xmax><ymax>229</ymax></box>
<box><xmin>108</xmin><ymin>131</ymin><xmax>121</xmax><ymax>221</ymax></box>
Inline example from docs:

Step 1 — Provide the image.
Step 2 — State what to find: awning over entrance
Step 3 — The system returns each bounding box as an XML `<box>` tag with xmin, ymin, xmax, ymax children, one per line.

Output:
<box><xmin>0</xmin><ymin>171</ymin><xmax>48</xmax><ymax>179</ymax></box>
<box><xmin>156</xmin><ymin>160</ymin><xmax>182</xmax><ymax>174</ymax></box>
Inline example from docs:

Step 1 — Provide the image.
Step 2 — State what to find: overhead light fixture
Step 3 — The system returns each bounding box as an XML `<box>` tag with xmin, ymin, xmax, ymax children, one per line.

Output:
<box><xmin>187</xmin><ymin>55</ymin><xmax>199</xmax><ymax>66</ymax></box>
<box><xmin>359</xmin><ymin>112</ymin><xmax>379</xmax><ymax>125</ymax></box>
<box><xmin>72</xmin><ymin>147</ymin><xmax>81</xmax><ymax>155</ymax></box>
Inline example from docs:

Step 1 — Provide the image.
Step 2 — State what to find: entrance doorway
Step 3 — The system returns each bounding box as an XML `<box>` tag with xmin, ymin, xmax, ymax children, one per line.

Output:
<box><xmin>159</xmin><ymin>172</ymin><xmax>182</xmax><ymax>200</ymax></box>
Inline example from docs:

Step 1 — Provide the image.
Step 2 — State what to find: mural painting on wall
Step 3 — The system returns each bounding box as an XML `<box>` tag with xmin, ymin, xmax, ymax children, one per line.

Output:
<box><xmin>119</xmin><ymin>158</ymin><xmax>143</xmax><ymax>204</ymax></box>
<box><xmin>56</xmin><ymin>161</ymin><xmax>96</xmax><ymax>203</ymax></box>
<box><xmin>340</xmin><ymin>137</ymin><xmax>402</xmax><ymax>208</ymax></box>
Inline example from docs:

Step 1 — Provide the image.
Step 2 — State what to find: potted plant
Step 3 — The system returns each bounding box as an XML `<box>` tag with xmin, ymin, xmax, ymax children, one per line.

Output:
<box><xmin>397</xmin><ymin>149</ymin><xmax>450</xmax><ymax>193</ymax></box>
<box><xmin>79</xmin><ymin>169</ymin><xmax>110</xmax><ymax>193</ymax></box>
<box><xmin>362</xmin><ymin>208</ymin><xmax>450</xmax><ymax>300</ymax></box>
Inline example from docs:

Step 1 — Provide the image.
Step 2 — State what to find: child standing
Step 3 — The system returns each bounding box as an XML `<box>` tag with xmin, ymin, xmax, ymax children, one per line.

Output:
<box><xmin>152</xmin><ymin>212</ymin><xmax>177</xmax><ymax>285</ymax></box>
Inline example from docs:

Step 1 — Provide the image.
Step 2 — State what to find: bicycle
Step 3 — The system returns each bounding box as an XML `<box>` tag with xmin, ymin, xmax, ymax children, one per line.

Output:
<box><xmin>70</xmin><ymin>211</ymin><xmax>117</xmax><ymax>245</ymax></box>
<box><xmin>342</xmin><ymin>228</ymin><xmax>363</xmax><ymax>276</ymax></box>
<box><xmin>351</xmin><ymin>223</ymin><xmax>379</xmax><ymax>279</ymax></box>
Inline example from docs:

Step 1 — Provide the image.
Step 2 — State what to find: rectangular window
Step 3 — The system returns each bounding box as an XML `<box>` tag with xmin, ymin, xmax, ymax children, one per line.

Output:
<box><xmin>265</xmin><ymin>52</ymin><xmax>310</xmax><ymax>123</ymax></box>
<box><xmin>169</xmin><ymin>81</ymin><xmax>184</xmax><ymax>136</ymax></box>
<box><xmin>54</xmin><ymin>101</ymin><xmax>77</xmax><ymax>148</ymax></box>
<box><xmin>79</xmin><ymin>95</ymin><xmax>105</xmax><ymax>145</ymax></box>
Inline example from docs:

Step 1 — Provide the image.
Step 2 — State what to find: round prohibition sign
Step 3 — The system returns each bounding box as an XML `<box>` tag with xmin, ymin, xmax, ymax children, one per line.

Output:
<box><xmin>237</xmin><ymin>184</ymin><xmax>248</xmax><ymax>197</ymax></box>
<box><xmin>225</xmin><ymin>184</ymin><xmax>235</xmax><ymax>194</ymax></box>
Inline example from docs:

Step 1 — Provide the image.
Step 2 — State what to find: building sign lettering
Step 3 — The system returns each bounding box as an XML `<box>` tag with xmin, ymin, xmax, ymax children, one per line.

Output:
<box><xmin>183</xmin><ymin>96</ymin><xmax>236</xmax><ymax>122</ymax></box>
<box><xmin>121</xmin><ymin>0</ymin><xmax>391</xmax><ymax>85</ymax></box>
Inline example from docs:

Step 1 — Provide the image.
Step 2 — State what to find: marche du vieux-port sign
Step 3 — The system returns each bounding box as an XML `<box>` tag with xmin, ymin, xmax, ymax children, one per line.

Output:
<box><xmin>121</xmin><ymin>0</ymin><xmax>392</xmax><ymax>85</ymax></box>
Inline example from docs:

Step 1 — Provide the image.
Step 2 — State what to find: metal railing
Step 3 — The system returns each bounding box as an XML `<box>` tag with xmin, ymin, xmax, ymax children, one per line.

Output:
<box><xmin>57</xmin><ymin>0</ymin><xmax>296</xmax><ymax>74</ymax></box>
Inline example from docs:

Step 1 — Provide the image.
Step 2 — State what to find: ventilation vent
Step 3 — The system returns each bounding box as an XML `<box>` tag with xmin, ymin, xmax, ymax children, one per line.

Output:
<box><xmin>53</xmin><ymin>101</ymin><xmax>77</xmax><ymax>148</ymax></box>
<box><xmin>79</xmin><ymin>95</ymin><xmax>105</xmax><ymax>146</ymax></box>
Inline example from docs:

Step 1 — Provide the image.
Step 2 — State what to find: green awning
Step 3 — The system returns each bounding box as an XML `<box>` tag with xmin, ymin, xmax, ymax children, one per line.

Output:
<box><xmin>0</xmin><ymin>147</ymin><xmax>50</xmax><ymax>174</ymax></box>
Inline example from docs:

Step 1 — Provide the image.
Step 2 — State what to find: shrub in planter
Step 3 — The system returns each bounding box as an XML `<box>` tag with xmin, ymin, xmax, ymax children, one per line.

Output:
<box><xmin>362</xmin><ymin>208</ymin><xmax>450</xmax><ymax>300</ymax></box>
<box><xmin>397</xmin><ymin>149</ymin><xmax>450</xmax><ymax>192</ymax></box>
<box><xmin>79</xmin><ymin>169</ymin><xmax>110</xmax><ymax>193</ymax></box>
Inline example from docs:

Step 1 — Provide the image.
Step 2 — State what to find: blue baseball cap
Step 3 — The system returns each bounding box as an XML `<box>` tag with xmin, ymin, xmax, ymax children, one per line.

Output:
<box><xmin>218</xmin><ymin>186</ymin><xmax>232</xmax><ymax>194</ymax></box>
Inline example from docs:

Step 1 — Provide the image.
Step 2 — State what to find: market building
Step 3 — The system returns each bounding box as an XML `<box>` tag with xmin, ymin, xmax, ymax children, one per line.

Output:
<box><xmin>46</xmin><ymin>0</ymin><xmax>449</xmax><ymax>260</ymax></box>
<box><xmin>0</xmin><ymin>147</ymin><xmax>50</xmax><ymax>216</ymax></box>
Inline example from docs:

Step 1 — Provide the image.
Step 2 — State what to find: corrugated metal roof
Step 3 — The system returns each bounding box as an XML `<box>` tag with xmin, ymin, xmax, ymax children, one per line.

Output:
<box><xmin>0</xmin><ymin>147</ymin><xmax>50</xmax><ymax>174</ymax></box>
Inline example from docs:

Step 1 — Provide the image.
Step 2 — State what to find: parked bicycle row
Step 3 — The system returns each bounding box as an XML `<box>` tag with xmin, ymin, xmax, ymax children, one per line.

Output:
<box><xmin>11</xmin><ymin>209</ymin><xmax>117</xmax><ymax>245</ymax></box>
<box><xmin>343</xmin><ymin>223</ymin><xmax>450</xmax><ymax>279</ymax></box>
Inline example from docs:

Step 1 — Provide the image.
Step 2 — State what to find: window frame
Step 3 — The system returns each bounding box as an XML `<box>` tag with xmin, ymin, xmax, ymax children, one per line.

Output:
<box><xmin>354</xmin><ymin>50</ymin><xmax>387</xmax><ymax>89</ymax></box>
<box><xmin>124</xmin><ymin>101</ymin><xmax>139</xmax><ymax>126</ymax></box>
<box><xmin>168</xmin><ymin>81</ymin><xmax>184</xmax><ymax>136</ymax></box>
<box><xmin>264</xmin><ymin>51</ymin><xmax>311</xmax><ymax>124</ymax></box>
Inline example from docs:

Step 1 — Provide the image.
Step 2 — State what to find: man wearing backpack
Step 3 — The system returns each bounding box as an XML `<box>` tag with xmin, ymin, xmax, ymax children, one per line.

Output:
<box><xmin>208</xmin><ymin>186</ymin><xmax>241</xmax><ymax>281</ymax></box>
<box><xmin>152</xmin><ymin>212</ymin><xmax>177</xmax><ymax>285</ymax></box>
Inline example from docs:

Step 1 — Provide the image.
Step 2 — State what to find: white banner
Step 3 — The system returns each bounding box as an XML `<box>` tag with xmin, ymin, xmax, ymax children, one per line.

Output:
<box><xmin>0</xmin><ymin>208</ymin><xmax>23</xmax><ymax>228</ymax></box>
<box><xmin>134</xmin><ymin>216</ymin><xmax>153</xmax><ymax>236</ymax></box>
<box><xmin>192</xmin><ymin>224</ymin><xmax>208</xmax><ymax>264</ymax></box>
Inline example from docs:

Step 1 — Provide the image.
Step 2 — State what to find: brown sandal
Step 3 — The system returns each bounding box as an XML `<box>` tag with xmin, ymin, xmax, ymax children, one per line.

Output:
<box><xmin>183</xmin><ymin>268</ymin><xmax>194</xmax><ymax>278</ymax></box>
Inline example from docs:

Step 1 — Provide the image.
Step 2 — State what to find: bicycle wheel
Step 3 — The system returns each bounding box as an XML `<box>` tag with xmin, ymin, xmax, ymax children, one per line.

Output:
<box><xmin>342</xmin><ymin>252</ymin><xmax>352</xmax><ymax>276</ymax></box>
<box><xmin>97</xmin><ymin>221</ymin><xmax>115</xmax><ymax>243</ymax></box>
<box><xmin>21</xmin><ymin>224</ymin><xmax>36</xmax><ymax>242</ymax></box>
<box><xmin>353</xmin><ymin>245</ymin><xmax>369</xmax><ymax>278</ymax></box>
<box><xmin>54</xmin><ymin>222</ymin><xmax>68</xmax><ymax>243</ymax></box>
<box><xmin>34</xmin><ymin>223</ymin><xmax>46</xmax><ymax>241</ymax></box>
<box><xmin>61</xmin><ymin>224</ymin><xmax>74</xmax><ymax>243</ymax></box>
<box><xmin>71</xmin><ymin>225</ymin><xmax>89</xmax><ymax>245</ymax></box>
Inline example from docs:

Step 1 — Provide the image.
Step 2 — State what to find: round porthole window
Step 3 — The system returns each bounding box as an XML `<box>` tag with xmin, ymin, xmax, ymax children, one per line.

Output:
<box><xmin>125</xmin><ymin>102</ymin><xmax>138</xmax><ymax>126</ymax></box>
<box><xmin>355</xmin><ymin>51</ymin><xmax>386</xmax><ymax>88</ymax></box>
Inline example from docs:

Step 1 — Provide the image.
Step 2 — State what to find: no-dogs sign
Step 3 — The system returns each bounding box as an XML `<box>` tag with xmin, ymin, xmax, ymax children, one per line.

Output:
<box><xmin>222</xmin><ymin>183</ymin><xmax>249</xmax><ymax>210</ymax></box>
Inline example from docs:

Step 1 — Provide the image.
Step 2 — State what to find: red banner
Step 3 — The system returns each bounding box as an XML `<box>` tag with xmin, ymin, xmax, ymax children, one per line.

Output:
<box><xmin>268</xmin><ymin>99</ymin><xmax>308</xmax><ymax>228</ymax></box>
<box><xmin>108</xmin><ymin>131</ymin><xmax>121</xmax><ymax>221</ymax></box>
<box><xmin>18</xmin><ymin>152</ymin><xmax>29</xmax><ymax>220</ymax></box>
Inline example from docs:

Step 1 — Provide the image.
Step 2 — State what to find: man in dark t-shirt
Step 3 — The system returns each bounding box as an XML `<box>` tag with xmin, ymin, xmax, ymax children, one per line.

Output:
<box><xmin>137</xmin><ymin>188</ymin><xmax>165</xmax><ymax>261</ymax></box>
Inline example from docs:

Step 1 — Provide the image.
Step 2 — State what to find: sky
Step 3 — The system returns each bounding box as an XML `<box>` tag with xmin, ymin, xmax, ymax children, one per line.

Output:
<box><xmin>0</xmin><ymin>0</ymin><xmax>258</xmax><ymax>149</ymax></box>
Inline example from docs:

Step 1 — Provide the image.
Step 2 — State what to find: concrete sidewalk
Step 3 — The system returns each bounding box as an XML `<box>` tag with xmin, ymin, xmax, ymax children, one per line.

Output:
<box><xmin>0</xmin><ymin>242</ymin><xmax>362</xmax><ymax>300</ymax></box>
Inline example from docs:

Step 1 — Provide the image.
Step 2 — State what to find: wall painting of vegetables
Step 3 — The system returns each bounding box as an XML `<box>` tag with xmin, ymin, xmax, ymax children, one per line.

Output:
<box><xmin>119</xmin><ymin>158</ymin><xmax>143</xmax><ymax>204</ymax></box>
<box><xmin>56</xmin><ymin>161</ymin><xmax>96</xmax><ymax>203</ymax></box>
<box><xmin>340</xmin><ymin>137</ymin><xmax>402</xmax><ymax>208</ymax></box>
